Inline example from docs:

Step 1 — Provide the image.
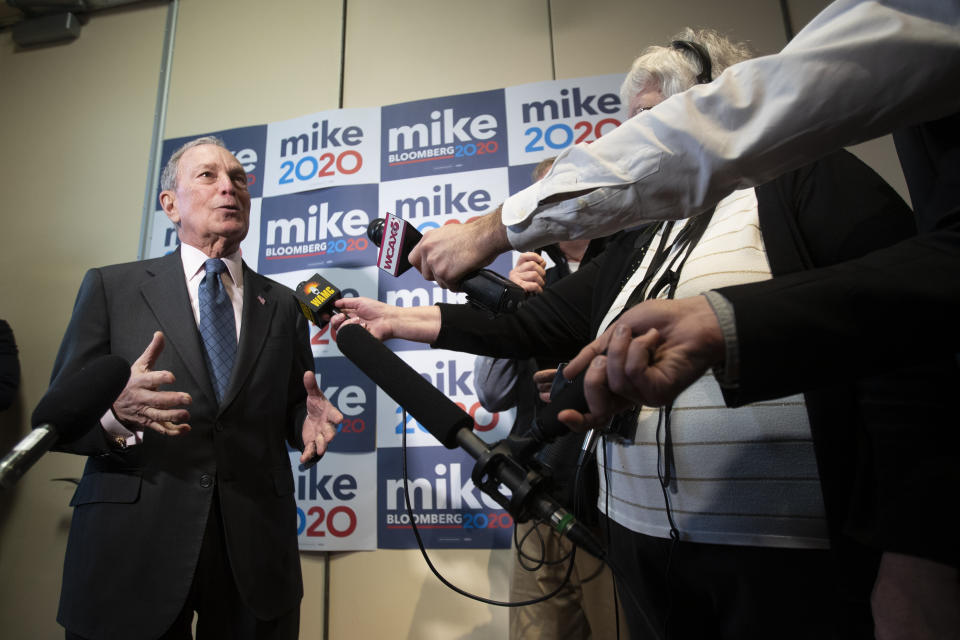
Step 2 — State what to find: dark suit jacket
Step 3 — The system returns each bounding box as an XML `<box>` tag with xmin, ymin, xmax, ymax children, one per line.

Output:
<box><xmin>51</xmin><ymin>249</ymin><xmax>313</xmax><ymax>640</ymax></box>
<box><xmin>719</xmin><ymin>113</ymin><xmax>960</xmax><ymax>405</ymax></box>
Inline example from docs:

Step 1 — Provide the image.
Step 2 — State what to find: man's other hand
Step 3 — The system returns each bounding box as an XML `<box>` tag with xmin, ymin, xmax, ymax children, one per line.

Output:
<box><xmin>112</xmin><ymin>331</ymin><xmax>192</xmax><ymax>436</ymax></box>
<box><xmin>300</xmin><ymin>371</ymin><xmax>343</xmax><ymax>464</ymax></box>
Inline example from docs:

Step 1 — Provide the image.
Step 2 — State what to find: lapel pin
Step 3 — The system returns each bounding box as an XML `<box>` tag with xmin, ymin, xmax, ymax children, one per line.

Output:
<box><xmin>257</xmin><ymin>295</ymin><xmax>266</xmax><ymax>305</ymax></box>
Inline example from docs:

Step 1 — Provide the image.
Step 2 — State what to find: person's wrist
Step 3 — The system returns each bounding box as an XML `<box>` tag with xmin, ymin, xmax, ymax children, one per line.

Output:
<box><xmin>478</xmin><ymin>206</ymin><xmax>511</xmax><ymax>255</ymax></box>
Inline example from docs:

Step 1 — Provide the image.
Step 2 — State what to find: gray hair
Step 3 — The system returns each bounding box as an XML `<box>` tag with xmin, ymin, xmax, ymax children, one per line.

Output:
<box><xmin>620</xmin><ymin>28</ymin><xmax>754</xmax><ymax>104</ymax></box>
<box><xmin>159</xmin><ymin>135</ymin><xmax>229</xmax><ymax>191</ymax></box>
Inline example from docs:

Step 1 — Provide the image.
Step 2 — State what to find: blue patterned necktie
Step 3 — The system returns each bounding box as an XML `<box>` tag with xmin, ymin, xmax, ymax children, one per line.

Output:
<box><xmin>198</xmin><ymin>258</ymin><xmax>237</xmax><ymax>403</ymax></box>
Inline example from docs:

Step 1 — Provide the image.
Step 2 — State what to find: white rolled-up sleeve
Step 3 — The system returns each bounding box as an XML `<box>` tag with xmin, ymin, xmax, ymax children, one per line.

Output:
<box><xmin>502</xmin><ymin>0</ymin><xmax>960</xmax><ymax>251</ymax></box>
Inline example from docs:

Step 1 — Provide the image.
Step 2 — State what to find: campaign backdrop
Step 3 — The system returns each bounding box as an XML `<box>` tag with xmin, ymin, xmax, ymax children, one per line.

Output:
<box><xmin>143</xmin><ymin>74</ymin><xmax>627</xmax><ymax>551</ymax></box>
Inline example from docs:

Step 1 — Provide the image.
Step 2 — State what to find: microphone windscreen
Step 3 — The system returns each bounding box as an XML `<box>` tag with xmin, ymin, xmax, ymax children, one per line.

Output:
<box><xmin>336</xmin><ymin>323</ymin><xmax>473</xmax><ymax>448</ymax></box>
<box><xmin>32</xmin><ymin>354</ymin><xmax>131</xmax><ymax>442</ymax></box>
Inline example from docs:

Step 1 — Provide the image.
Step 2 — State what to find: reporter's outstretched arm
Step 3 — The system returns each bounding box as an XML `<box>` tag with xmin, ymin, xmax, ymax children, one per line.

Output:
<box><xmin>331</xmin><ymin>297</ymin><xmax>442</xmax><ymax>344</ymax></box>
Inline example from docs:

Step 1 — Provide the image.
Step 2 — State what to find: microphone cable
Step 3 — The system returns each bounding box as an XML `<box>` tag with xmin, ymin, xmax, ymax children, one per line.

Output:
<box><xmin>398</xmin><ymin>406</ymin><xmax>579</xmax><ymax>609</ymax></box>
<box><xmin>398</xmin><ymin>405</ymin><xmax>657</xmax><ymax>640</ymax></box>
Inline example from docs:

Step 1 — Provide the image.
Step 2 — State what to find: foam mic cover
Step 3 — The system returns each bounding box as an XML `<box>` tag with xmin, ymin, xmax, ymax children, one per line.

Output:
<box><xmin>32</xmin><ymin>354</ymin><xmax>131</xmax><ymax>442</ymax></box>
<box><xmin>336</xmin><ymin>323</ymin><xmax>473</xmax><ymax>448</ymax></box>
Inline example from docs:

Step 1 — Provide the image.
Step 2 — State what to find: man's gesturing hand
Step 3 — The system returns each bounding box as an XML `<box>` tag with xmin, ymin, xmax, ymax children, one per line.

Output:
<box><xmin>408</xmin><ymin>207</ymin><xmax>512</xmax><ymax>290</ymax></box>
<box><xmin>558</xmin><ymin>296</ymin><xmax>725</xmax><ymax>430</ymax></box>
<box><xmin>112</xmin><ymin>331</ymin><xmax>192</xmax><ymax>436</ymax></box>
<box><xmin>300</xmin><ymin>371</ymin><xmax>343</xmax><ymax>464</ymax></box>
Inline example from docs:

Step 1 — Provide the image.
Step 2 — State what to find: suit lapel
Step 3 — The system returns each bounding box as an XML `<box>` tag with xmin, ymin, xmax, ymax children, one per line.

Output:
<box><xmin>220</xmin><ymin>264</ymin><xmax>278</xmax><ymax>411</ymax></box>
<box><xmin>140</xmin><ymin>250</ymin><xmax>218</xmax><ymax>405</ymax></box>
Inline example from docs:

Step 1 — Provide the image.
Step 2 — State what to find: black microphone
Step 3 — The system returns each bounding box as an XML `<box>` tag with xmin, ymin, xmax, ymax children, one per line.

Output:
<box><xmin>527</xmin><ymin>366</ymin><xmax>590</xmax><ymax>445</ymax></box>
<box><xmin>367</xmin><ymin>214</ymin><xmax>528</xmax><ymax>314</ymax></box>
<box><xmin>293</xmin><ymin>273</ymin><xmax>342</xmax><ymax>328</ymax></box>
<box><xmin>0</xmin><ymin>354</ymin><xmax>130</xmax><ymax>490</ymax></box>
<box><xmin>335</xmin><ymin>323</ymin><xmax>604</xmax><ymax>558</ymax></box>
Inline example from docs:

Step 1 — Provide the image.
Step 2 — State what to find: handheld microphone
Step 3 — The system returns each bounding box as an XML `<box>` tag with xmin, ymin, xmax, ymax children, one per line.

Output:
<box><xmin>527</xmin><ymin>365</ymin><xmax>590</xmax><ymax>445</ymax></box>
<box><xmin>294</xmin><ymin>273</ymin><xmax>343</xmax><ymax>328</ymax></box>
<box><xmin>367</xmin><ymin>214</ymin><xmax>528</xmax><ymax>314</ymax></box>
<box><xmin>0</xmin><ymin>354</ymin><xmax>130</xmax><ymax>490</ymax></box>
<box><xmin>335</xmin><ymin>323</ymin><xmax>604</xmax><ymax>558</ymax></box>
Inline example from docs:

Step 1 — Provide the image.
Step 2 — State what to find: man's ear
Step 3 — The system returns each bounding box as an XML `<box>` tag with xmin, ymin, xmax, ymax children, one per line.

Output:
<box><xmin>159</xmin><ymin>190</ymin><xmax>179</xmax><ymax>225</ymax></box>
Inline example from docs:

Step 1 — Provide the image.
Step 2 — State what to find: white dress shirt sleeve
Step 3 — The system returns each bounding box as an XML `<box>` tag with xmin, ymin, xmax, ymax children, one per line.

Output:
<box><xmin>502</xmin><ymin>0</ymin><xmax>960</xmax><ymax>250</ymax></box>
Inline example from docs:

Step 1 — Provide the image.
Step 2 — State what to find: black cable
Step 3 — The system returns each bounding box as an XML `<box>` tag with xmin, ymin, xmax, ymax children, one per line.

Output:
<box><xmin>656</xmin><ymin>404</ymin><xmax>681</xmax><ymax>639</ymax></box>
<box><xmin>779</xmin><ymin>0</ymin><xmax>795</xmax><ymax>42</ymax></box>
<box><xmin>399</xmin><ymin>407</ymin><xmax>575</xmax><ymax>608</ymax></box>
<box><xmin>546</xmin><ymin>0</ymin><xmax>556</xmax><ymax>81</ymax></box>
<box><xmin>338</xmin><ymin>0</ymin><xmax>348</xmax><ymax>109</ymax></box>
<box><xmin>577</xmin><ymin>432</ymin><xmax>623</xmax><ymax>639</ymax></box>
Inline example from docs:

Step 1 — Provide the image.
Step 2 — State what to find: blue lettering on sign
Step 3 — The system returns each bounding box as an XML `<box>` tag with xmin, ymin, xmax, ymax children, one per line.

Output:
<box><xmin>296</xmin><ymin>466</ymin><xmax>358</xmax><ymax>501</ymax></box>
<box><xmin>394</xmin><ymin>183</ymin><xmax>491</xmax><ymax>218</ymax></box>
<box><xmin>274</xmin><ymin>120</ymin><xmax>366</xmax><ymax>186</ymax></box>
<box><xmin>520</xmin><ymin>87</ymin><xmax>620</xmax><ymax>123</ymax></box>
<box><xmin>520</xmin><ymin>87</ymin><xmax>622</xmax><ymax>153</ymax></box>
<box><xmin>279</xmin><ymin>120</ymin><xmax>364</xmax><ymax>157</ymax></box>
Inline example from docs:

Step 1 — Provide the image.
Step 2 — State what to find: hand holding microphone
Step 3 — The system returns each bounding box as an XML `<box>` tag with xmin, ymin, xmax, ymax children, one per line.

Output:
<box><xmin>368</xmin><ymin>213</ymin><xmax>528</xmax><ymax>314</ymax></box>
<box><xmin>404</xmin><ymin>206</ymin><xmax>515</xmax><ymax>290</ymax></box>
<box><xmin>508</xmin><ymin>252</ymin><xmax>548</xmax><ymax>294</ymax></box>
<box><xmin>335</xmin><ymin>322</ymin><xmax>605</xmax><ymax>559</ymax></box>
<box><xmin>293</xmin><ymin>273</ymin><xmax>343</xmax><ymax>328</ymax></box>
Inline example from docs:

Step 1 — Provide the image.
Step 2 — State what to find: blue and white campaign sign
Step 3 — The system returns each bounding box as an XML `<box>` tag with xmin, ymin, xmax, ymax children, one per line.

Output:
<box><xmin>158</xmin><ymin>125</ymin><xmax>268</xmax><ymax>200</ymax></box>
<box><xmin>144</xmin><ymin>73</ymin><xmax>625</xmax><ymax>551</ymax></box>
<box><xmin>292</xmin><ymin>450</ymin><xmax>377</xmax><ymax>551</ymax></box>
<box><xmin>380</xmin><ymin>89</ymin><xmax>508</xmax><ymax>181</ymax></box>
<box><xmin>504</xmin><ymin>74</ymin><xmax>626</xmax><ymax>166</ymax></box>
<box><xmin>263</xmin><ymin>108</ymin><xmax>380</xmax><ymax>197</ymax></box>
<box><xmin>378</xmin><ymin>167</ymin><xmax>508</xmax><ymax>231</ymax></box>
<box><xmin>377</xmin><ymin>445</ymin><xmax>514</xmax><ymax>549</ymax></box>
<box><xmin>257</xmin><ymin>184</ymin><xmax>379</xmax><ymax>274</ymax></box>
<box><xmin>313</xmin><ymin>356</ymin><xmax>377</xmax><ymax>454</ymax></box>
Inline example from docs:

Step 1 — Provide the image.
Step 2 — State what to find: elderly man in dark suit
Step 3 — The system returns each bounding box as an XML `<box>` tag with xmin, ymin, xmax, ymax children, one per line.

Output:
<box><xmin>51</xmin><ymin>136</ymin><xmax>343</xmax><ymax>640</ymax></box>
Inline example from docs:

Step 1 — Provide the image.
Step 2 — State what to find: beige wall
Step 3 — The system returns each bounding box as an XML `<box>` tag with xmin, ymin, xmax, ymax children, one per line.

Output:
<box><xmin>0</xmin><ymin>0</ymin><xmax>902</xmax><ymax>638</ymax></box>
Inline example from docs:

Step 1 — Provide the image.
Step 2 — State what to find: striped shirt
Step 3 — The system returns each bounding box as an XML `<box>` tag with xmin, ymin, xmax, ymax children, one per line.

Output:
<box><xmin>595</xmin><ymin>188</ymin><xmax>829</xmax><ymax>549</ymax></box>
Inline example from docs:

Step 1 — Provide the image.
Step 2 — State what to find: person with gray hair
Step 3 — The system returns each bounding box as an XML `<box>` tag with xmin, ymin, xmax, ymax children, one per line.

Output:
<box><xmin>50</xmin><ymin>136</ymin><xmax>344</xmax><ymax>640</ymax></box>
<box><xmin>619</xmin><ymin>27</ymin><xmax>752</xmax><ymax>113</ymax></box>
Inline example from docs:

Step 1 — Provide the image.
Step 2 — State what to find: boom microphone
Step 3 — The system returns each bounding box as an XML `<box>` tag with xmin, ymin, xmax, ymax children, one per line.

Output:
<box><xmin>335</xmin><ymin>323</ymin><xmax>604</xmax><ymax>558</ymax></box>
<box><xmin>367</xmin><ymin>214</ymin><xmax>528</xmax><ymax>314</ymax></box>
<box><xmin>0</xmin><ymin>354</ymin><xmax>130</xmax><ymax>490</ymax></box>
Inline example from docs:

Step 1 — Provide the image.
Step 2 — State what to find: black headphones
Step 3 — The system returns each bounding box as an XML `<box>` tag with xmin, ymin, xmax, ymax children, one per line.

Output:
<box><xmin>671</xmin><ymin>39</ymin><xmax>713</xmax><ymax>84</ymax></box>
